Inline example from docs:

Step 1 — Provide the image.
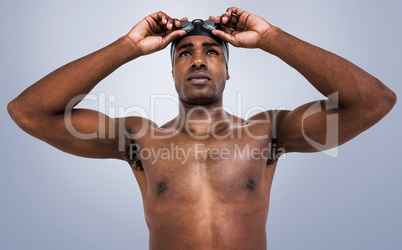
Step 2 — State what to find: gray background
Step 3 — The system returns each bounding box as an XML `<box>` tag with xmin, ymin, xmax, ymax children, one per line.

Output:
<box><xmin>1</xmin><ymin>0</ymin><xmax>401</xmax><ymax>249</ymax></box>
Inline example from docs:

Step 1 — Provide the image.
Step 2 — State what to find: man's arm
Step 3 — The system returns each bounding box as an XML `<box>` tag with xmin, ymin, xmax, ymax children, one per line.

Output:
<box><xmin>212</xmin><ymin>7</ymin><xmax>396</xmax><ymax>153</ymax></box>
<box><xmin>7</xmin><ymin>12</ymin><xmax>186</xmax><ymax>159</ymax></box>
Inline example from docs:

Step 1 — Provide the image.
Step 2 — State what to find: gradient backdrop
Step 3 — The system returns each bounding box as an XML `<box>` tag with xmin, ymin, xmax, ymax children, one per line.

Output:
<box><xmin>1</xmin><ymin>0</ymin><xmax>401</xmax><ymax>249</ymax></box>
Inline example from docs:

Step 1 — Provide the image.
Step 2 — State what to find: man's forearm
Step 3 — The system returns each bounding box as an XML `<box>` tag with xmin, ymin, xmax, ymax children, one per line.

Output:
<box><xmin>259</xmin><ymin>27</ymin><xmax>396</xmax><ymax>109</ymax></box>
<box><xmin>9</xmin><ymin>36</ymin><xmax>140</xmax><ymax>117</ymax></box>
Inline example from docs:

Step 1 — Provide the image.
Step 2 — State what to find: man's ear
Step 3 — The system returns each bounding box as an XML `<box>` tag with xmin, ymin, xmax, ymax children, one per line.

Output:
<box><xmin>171</xmin><ymin>69</ymin><xmax>174</xmax><ymax>78</ymax></box>
<box><xmin>226</xmin><ymin>68</ymin><xmax>230</xmax><ymax>80</ymax></box>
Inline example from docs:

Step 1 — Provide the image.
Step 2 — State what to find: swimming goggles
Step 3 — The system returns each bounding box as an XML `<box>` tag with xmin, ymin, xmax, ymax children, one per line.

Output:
<box><xmin>178</xmin><ymin>19</ymin><xmax>218</xmax><ymax>33</ymax></box>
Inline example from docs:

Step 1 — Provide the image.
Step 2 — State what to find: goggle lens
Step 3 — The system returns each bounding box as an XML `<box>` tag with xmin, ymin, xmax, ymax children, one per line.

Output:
<box><xmin>180</xmin><ymin>21</ymin><xmax>193</xmax><ymax>32</ymax></box>
<box><xmin>202</xmin><ymin>20</ymin><xmax>216</xmax><ymax>31</ymax></box>
<box><xmin>179</xmin><ymin>19</ymin><xmax>217</xmax><ymax>33</ymax></box>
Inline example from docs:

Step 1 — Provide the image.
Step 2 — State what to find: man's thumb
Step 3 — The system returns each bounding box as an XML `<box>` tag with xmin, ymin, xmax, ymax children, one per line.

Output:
<box><xmin>162</xmin><ymin>30</ymin><xmax>186</xmax><ymax>48</ymax></box>
<box><xmin>212</xmin><ymin>30</ymin><xmax>237</xmax><ymax>46</ymax></box>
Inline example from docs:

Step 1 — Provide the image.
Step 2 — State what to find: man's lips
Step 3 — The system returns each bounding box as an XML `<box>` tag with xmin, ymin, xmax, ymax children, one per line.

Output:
<box><xmin>187</xmin><ymin>73</ymin><xmax>211</xmax><ymax>85</ymax></box>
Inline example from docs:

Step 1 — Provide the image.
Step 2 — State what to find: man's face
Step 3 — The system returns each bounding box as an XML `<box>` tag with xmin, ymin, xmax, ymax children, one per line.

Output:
<box><xmin>172</xmin><ymin>36</ymin><xmax>229</xmax><ymax>105</ymax></box>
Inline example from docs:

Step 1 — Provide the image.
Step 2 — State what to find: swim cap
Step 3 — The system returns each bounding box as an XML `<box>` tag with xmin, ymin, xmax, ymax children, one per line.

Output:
<box><xmin>170</xmin><ymin>19</ymin><xmax>229</xmax><ymax>67</ymax></box>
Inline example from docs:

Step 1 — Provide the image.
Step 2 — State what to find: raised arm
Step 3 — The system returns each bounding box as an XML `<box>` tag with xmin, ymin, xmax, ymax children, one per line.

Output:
<box><xmin>212</xmin><ymin>7</ymin><xmax>396</xmax><ymax>153</ymax></box>
<box><xmin>7</xmin><ymin>12</ymin><xmax>186</xmax><ymax>159</ymax></box>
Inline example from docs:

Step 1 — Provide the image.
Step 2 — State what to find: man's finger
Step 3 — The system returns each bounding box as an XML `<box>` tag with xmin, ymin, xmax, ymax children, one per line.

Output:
<box><xmin>150</xmin><ymin>11</ymin><xmax>175</xmax><ymax>31</ymax></box>
<box><xmin>155</xmin><ymin>11</ymin><xmax>168</xmax><ymax>23</ymax></box>
<box><xmin>171</xmin><ymin>18</ymin><xmax>180</xmax><ymax>28</ymax></box>
<box><xmin>144</xmin><ymin>16</ymin><xmax>162</xmax><ymax>34</ymax></box>
<box><xmin>221</xmin><ymin>13</ymin><xmax>229</xmax><ymax>24</ymax></box>
<box><xmin>226</xmin><ymin>8</ymin><xmax>232</xmax><ymax>17</ymax></box>
<box><xmin>166</xmin><ymin>17</ymin><xmax>174</xmax><ymax>30</ymax></box>
<box><xmin>227</xmin><ymin>14</ymin><xmax>239</xmax><ymax>26</ymax></box>
<box><xmin>222</xmin><ymin>21</ymin><xmax>236</xmax><ymax>31</ymax></box>
<box><xmin>171</xmin><ymin>17</ymin><xmax>188</xmax><ymax>30</ymax></box>
<box><xmin>149</xmin><ymin>11</ymin><xmax>165</xmax><ymax>24</ymax></box>
<box><xmin>220</xmin><ymin>24</ymin><xmax>233</xmax><ymax>35</ymax></box>
<box><xmin>162</xmin><ymin>30</ymin><xmax>186</xmax><ymax>48</ymax></box>
<box><xmin>227</xmin><ymin>7</ymin><xmax>246</xmax><ymax>17</ymax></box>
<box><xmin>148</xmin><ymin>14</ymin><xmax>166</xmax><ymax>32</ymax></box>
<box><xmin>236</xmin><ymin>12</ymin><xmax>251</xmax><ymax>31</ymax></box>
<box><xmin>211</xmin><ymin>29</ymin><xmax>238</xmax><ymax>46</ymax></box>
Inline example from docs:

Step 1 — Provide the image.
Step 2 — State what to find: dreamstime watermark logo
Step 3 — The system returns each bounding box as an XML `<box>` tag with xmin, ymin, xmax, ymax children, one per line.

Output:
<box><xmin>64</xmin><ymin>91</ymin><xmax>339</xmax><ymax>158</ymax></box>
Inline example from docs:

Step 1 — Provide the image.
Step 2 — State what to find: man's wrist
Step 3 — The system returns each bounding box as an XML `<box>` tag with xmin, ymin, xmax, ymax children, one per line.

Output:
<box><xmin>257</xmin><ymin>26</ymin><xmax>282</xmax><ymax>55</ymax></box>
<box><xmin>119</xmin><ymin>35</ymin><xmax>143</xmax><ymax>61</ymax></box>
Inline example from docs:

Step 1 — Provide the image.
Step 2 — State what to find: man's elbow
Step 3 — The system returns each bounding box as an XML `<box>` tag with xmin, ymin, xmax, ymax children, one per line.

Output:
<box><xmin>7</xmin><ymin>99</ymin><xmax>35</xmax><ymax>132</ymax></box>
<box><xmin>7</xmin><ymin>99</ymin><xmax>19</xmax><ymax>122</ymax></box>
<box><xmin>387</xmin><ymin>88</ymin><xmax>397</xmax><ymax>109</ymax></box>
<box><xmin>377</xmin><ymin>85</ymin><xmax>397</xmax><ymax>115</ymax></box>
<box><xmin>365</xmin><ymin>82</ymin><xmax>397</xmax><ymax>123</ymax></box>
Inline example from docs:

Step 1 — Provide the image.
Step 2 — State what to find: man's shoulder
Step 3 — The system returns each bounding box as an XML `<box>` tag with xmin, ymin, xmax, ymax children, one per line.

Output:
<box><xmin>120</xmin><ymin>116</ymin><xmax>158</xmax><ymax>135</ymax></box>
<box><xmin>247</xmin><ymin>109</ymin><xmax>290</xmax><ymax>123</ymax></box>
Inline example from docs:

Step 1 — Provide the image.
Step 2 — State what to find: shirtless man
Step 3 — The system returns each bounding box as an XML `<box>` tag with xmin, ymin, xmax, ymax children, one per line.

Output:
<box><xmin>7</xmin><ymin>7</ymin><xmax>396</xmax><ymax>249</ymax></box>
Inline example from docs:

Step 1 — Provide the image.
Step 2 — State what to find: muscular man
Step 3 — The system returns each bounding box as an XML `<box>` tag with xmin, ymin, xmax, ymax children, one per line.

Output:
<box><xmin>7</xmin><ymin>7</ymin><xmax>396</xmax><ymax>249</ymax></box>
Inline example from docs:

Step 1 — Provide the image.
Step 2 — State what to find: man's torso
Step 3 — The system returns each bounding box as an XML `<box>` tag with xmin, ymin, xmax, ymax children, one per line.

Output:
<box><xmin>126</xmin><ymin>115</ymin><xmax>277</xmax><ymax>249</ymax></box>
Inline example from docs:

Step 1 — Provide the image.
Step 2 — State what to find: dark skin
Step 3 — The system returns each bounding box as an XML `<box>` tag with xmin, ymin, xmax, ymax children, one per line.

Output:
<box><xmin>8</xmin><ymin>7</ymin><xmax>396</xmax><ymax>250</ymax></box>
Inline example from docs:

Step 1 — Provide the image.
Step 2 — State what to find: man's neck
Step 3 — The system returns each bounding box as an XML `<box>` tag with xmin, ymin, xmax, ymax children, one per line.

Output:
<box><xmin>172</xmin><ymin>99</ymin><xmax>232</xmax><ymax>137</ymax></box>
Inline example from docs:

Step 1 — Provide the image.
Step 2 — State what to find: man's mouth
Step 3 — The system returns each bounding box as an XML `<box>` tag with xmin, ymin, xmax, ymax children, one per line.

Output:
<box><xmin>187</xmin><ymin>73</ymin><xmax>211</xmax><ymax>85</ymax></box>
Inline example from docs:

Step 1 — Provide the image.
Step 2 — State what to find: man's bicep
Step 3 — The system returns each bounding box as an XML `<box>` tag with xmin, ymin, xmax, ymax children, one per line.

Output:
<box><xmin>276</xmin><ymin>100</ymin><xmax>363</xmax><ymax>153</ymax></box>
<box><xmin>39</xmin><ymin>109</ymin><xmax>131</xmax><ymax>160</ymax></box>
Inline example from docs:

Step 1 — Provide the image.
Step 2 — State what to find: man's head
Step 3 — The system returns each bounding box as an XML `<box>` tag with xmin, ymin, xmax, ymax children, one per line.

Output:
<box><xmin>170</xmin><ymin>19</ymin><xmax>229</xmax><ymax>67</ymax></box>
<box><xmin>170</xmin><ymin>20</ymin><xmax>230</xmax><ymax>105</ymax></box>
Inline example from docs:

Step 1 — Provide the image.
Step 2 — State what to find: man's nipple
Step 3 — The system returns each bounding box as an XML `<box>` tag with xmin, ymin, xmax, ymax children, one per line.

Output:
<box><xmin>157</xmin><ymin>182</ymin><xmax>168</xmax><ymax>194</ymax></box>
<box><xmin>246</xmin><ymin>179</ymin><xmax>257</xmax><ymax>190</ymax></box>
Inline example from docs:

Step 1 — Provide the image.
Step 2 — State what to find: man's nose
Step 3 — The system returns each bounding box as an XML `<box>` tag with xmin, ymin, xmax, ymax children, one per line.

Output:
<box><xmin>191</xmin><ymin>54</ymin><xmax>207</xmax><ymax>69</ymax></box>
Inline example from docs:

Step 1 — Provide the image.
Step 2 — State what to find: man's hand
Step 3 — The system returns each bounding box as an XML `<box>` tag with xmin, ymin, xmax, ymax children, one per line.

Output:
<box><xmin>126</xmin><ymin>11</ymin><xmax>187</xmax><ymax>56</ymax></box>
<box><xmin>210</xmin><ymin>7</ymin><xmax>272</xmax><ymax>49</ymax></box>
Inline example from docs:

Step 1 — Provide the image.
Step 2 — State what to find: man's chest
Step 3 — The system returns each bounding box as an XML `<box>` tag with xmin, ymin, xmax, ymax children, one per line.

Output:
<box><xmin>131</xmin><ymin>132</ymin><xmax>276</xmax><ymax>199</ymax></box>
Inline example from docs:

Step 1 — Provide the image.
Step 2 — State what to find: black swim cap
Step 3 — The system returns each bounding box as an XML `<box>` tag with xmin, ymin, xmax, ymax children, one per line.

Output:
<box><xmin>170</xmin><ymin>20</ymin><xmax>229</xmax><ymax>67</ymax></box>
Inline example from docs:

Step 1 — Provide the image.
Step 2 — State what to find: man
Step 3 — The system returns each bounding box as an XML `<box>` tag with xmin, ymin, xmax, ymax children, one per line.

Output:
<box><xmin>7</xmin><ymin>6</ymin><xmax>396</xmax><ymax>249</ymax></box>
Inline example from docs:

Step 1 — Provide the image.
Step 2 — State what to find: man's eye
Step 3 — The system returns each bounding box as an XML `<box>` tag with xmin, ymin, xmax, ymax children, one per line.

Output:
<box><xmin>206</xmin><ymin>50</ymin><xmax>218</xmax><ymax>55</ymax></box>
<box><xmin>179</xmin><ymin>51</ymin><xmax>191</xmax><ymax>57</ymax></box>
